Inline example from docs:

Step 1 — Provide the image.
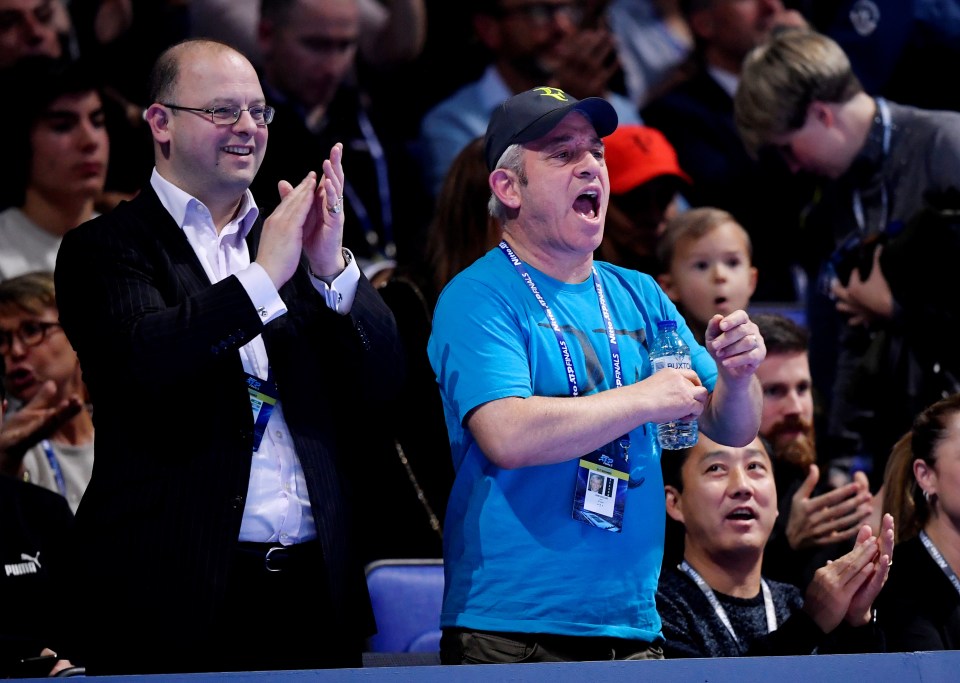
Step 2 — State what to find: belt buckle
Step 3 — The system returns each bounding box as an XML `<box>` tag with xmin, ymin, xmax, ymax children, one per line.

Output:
<box><xmin>264</xmin><ymin>545</ymin><xmax>284</xmax><ymax>572</ymax></box>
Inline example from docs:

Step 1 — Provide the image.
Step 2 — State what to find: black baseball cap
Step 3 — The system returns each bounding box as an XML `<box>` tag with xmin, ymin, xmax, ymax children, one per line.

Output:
<box><xmin>484</xmin><ymin>87</ymin><xmax>619</xmax><ymax>171</ymax></box>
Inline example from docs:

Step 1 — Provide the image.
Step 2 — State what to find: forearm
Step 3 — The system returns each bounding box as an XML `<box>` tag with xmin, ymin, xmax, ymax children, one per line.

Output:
<box><xmin>700</xmin><ymin>374</ymin><xmax>763</xmax><ymax>447</ymax></box>
<box><xmin>467</xmin><ymin>384</ymin><xmax>661</xmax><ymax>469</ymax></box>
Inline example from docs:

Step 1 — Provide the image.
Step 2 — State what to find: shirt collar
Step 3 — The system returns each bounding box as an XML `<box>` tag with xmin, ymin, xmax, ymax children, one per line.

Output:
<box><xmin>150</xmin><ymin>168</ymin><xmax>260</xmax><ymax>236</ymax></box>
<box><xmin>707</xmin><ymin>65</ymin><xmax>739</xmax><ymax>99</ymax></box>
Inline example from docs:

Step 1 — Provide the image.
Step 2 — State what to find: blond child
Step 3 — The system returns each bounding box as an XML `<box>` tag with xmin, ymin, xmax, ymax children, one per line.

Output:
<box><xmin>656</xmin><ymin>207</ymin><xmax>757</xmax><ymax>344</ymax></box>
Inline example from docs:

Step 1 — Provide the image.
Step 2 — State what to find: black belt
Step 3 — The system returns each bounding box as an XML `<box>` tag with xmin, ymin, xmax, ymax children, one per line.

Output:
<box><xmin>235</xmin><ymin>540</ymin><xmax>320</xmax><ymax>572</ymax></box>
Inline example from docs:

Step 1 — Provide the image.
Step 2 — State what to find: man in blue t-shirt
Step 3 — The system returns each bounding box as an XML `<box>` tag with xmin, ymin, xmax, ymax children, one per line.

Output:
<box><xmin>427</xmin><ymin>85</ymin><xmax>768</xmax><ymax>664</ymax></box>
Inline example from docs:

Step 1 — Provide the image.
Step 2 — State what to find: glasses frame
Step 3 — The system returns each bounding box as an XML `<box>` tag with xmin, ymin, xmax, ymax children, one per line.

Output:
<box><xmin>0</xmin><ymin>321</ymin><xmax>63</xmax><ymax>355</ymax></box>
<box><xmin>160</xmin><ymin>103</ymin><xmax>275</xmax><ymax>126</ymax></box>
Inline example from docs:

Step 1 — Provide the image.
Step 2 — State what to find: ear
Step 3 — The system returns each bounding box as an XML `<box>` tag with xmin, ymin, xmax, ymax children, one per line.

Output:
<box><xmin>810</xmin><ymin>101</ymin><xmax>834</xmax><ymax>129</ymax></box>
<box><xmin>747</xmin><ymin>265</ymin><xmax>758</xmax><ymax>299</ymax></box>
<box><xmin>657</xmin><ymin>273</ymin><xmax>680</xmax><ymax>302</ymax></box>
<box><xmin>490</xmin><ymin>168</ymin><xmax>521</xmax><ymax>211</ymax></box>
<box><xmin>144</xmin><ymin>103</ymin><xmax>171</xmax><ymax>143</ymax></box>
<box><xmin>665</xmin><ymin>485</ymin><xmax>684</xmax><ymax>524</ymax></box>
<box><xmin>914</xmin><ymin>458</ymin><xmax>936</xmax><ymax>497</ymax></box>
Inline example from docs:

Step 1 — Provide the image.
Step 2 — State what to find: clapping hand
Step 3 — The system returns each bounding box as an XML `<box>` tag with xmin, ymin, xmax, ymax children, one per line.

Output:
<box><xmin>0</xmin><ymin>380</ymin><xmax>82</xmax><ymax>476</ymax></box>
<box><xmin>802</xmin><ymin>513</ymin><xmax>894</xmax><ymax>633</ymax></box>
<box><xmin>787</xmin><ymin>466</ymin><xmax>874</xmax><ymax>550</ymax></box>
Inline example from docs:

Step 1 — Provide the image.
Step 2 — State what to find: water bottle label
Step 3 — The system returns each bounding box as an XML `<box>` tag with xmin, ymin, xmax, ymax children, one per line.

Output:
<box><xmin>652</xmin><ymin>354</ymin><xmax>691</xmax><ymax>373</ymax></box>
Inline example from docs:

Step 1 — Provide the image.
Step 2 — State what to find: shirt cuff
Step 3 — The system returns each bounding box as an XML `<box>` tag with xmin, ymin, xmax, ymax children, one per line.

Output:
<box><xmin>309</xmin><ymin>248</ymin><xmax>360</xmax><ymax>314</ymax></box>
<box><xmin>236</xmin><ymin>262</ymin><xmax>287</xmax><ymax>324</ymax></box>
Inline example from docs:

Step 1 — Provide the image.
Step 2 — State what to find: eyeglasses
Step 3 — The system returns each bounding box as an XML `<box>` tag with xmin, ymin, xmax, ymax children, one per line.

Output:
<box><xmin>0</xmin><ymin>321</ymin><xmax>62</xmax><ymax>355</ymax></box>
<box><xmin>495</xmin><ymin>2</ymin><xmax>583</xmax><ymax>26</ymax></box>
<box><xmin>161</xmin><ymin>103</ymin><xmax>275</xmax><ymax>126</ymax></box>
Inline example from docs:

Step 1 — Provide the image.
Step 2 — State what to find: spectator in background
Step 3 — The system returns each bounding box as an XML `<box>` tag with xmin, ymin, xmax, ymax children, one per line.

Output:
<box><xmin>657</xmin><ymin>432</ymin><xmax>893</xmax><ymax>657</ymax></box>
<box><xmin>189</xmin><ymin>0</ymin><xmax>426</xmax><ymax>71</ymax></box>
<box><xmin>877</xmin><ymin>393</ymin><xmax>960</xmax><ymax>651</ymax></box>
<box><xmin>0</xmin><ymin>55</ymin><xmax>108</xmax><ymax>279</ymax></box>
<box><xmin>735</xmin><ymin>26</ymin><xmax>960</xmax><ymax>490</ymax></box>
<box><xmin>0</xmin><ymin>363</ymin><xmax>75</xmax><ymax>679</ymax></box>
<box><xmin>423</xmin><ymin>136</ymin><xmax>503</xmax><ymax>303</ymax></box>
<box><xmin>66</xmin><ymin>0</ymin><xmax>181</xmax><ymax>205</ymax></box>
<box><xmin>418</xmin><ymin>0</ymin><xmax>641</xmax><ymax>198</ymax></box>
<box><xmin>752</xmin><ymin>312</ymin><xmax>874</xmax><ymax>591</ymax></box>
<box><xmin>253</xmin><ymin>0</ymin><xmax>432</xmax><ymax>282</ymax></box>
<box><xmin>356</xmin><ymin>136</ymin><xmax>501</xmax><ymax>564</ymax></box>
<box><xmin>0</xmin><ymin>0</ymin><xmax>71</xmax><ymax>68</ymax></box>
<box><xmin>0</xmin><ymin>271</ymin><xmax>93</xmax><ymax>513</ymax></box>
<box><xmin>798</xmin><ymin>0</ymin><xmax>960</xmax><ymax>114</ymax></box>
<box><xmin>605</xmin><ymin>0</ymin><xmax>693</xmax><ymax>108</ymax></box>
<box><xmin>641</xmin><ymin>0</ymin><xmax>813</xmax><ymax>303</ymax></box>
<box><xmin>655</xmin><ymin>207</ymin><xmax>757</xmax><ymax>345</ymax></box>
<box><xmin>599</xmin><ymin>123</ymin><xmax>690</xmax><ymax>276</ymax></box>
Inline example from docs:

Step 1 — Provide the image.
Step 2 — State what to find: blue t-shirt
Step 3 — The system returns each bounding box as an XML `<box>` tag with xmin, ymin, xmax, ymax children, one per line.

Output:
<box><xmin>427</xmin><ymin>248</ymin><xmax>717</xmax><ymax>641</ymax></box>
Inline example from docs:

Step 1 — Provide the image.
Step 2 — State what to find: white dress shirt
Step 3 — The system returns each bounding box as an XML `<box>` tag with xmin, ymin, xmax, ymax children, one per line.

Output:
<box><xmin>151</xmin><ymin>169</ymin><xmax>360</xmax><ymax>544</ymax></box>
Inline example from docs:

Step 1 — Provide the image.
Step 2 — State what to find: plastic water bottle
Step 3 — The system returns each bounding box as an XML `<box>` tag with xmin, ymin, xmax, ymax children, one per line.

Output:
<box><xmin>649</xmin><ymin>319</ymin><xmax>698</xmax><ymax>450</ymax></box>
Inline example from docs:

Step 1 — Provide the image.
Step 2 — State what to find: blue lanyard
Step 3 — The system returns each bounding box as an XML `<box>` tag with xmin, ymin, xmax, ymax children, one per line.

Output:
<box><xmin>852</xmin><ymin>97</ymin><xmax>891</xmax><ymax>235</ymax></box>
<box><xmin>41</xmin><ymin>439</ymin><xmax>68</xmax><ymax>498</ymax></box>
<box><xmin>343</xmin><ymin>107</ymin><xmax>395</xmax><ymax>260</ymax></box>
<box><xmin>920</xmin><ymin>530</ymin><xmax>960</xmax><ymax>596</ymax></box>
<box><xmin>498</xmin><ymin>241</ymin><xmax>628</xmax><ymax>446</ymax></box>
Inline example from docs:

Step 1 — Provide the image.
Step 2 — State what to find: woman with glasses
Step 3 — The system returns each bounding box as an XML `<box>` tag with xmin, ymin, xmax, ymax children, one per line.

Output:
<box><xmin>0</xmin><ymin>55</ymin><xmax>110</xmax><ymax>281</ymax></box>
<box><xmin>0</xmin><ymin>271</ymin><xmax>92</xmax><ymax>513</ymax></box>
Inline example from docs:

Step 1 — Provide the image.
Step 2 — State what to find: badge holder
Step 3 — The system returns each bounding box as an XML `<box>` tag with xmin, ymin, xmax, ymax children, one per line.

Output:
<box><xmin>246</xmin><ymin>371</ymin><xmax>279</xmax><ymax>452</ymax></box>
<box><xmin>571</xmin><ymin>437</ymin><xmax>629</xmax><ymax>533</ymax></box>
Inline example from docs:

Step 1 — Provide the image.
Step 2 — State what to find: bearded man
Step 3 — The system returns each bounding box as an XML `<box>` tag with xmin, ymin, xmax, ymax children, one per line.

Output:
<box><xmin>754</xmin><ymin>314</ymin><xmax>876</xmax><ymax>589</ymax></box>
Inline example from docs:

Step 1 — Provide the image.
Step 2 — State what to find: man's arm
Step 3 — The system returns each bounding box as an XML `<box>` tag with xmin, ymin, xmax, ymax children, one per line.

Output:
<box><xmin>467</xmin><ymin>365</ymin><xmax>707</xmax><ymax>469</ymax></box>
<box><xmin>699</xmin><ymin>311</ymin><xmax>766</xmax><ymax>447</ymax></box>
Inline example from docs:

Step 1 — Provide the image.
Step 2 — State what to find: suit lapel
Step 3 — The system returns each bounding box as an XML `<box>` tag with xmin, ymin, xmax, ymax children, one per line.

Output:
<box><xmin>137</xmin><ymin>185</ymin><xmax>229</xmax><ymax>295</ymax></box>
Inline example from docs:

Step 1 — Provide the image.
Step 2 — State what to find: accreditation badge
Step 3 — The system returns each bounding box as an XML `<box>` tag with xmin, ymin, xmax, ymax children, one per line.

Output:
<box><xmin>245</xmin><ymin>371</ymin><xmax>279</xmax><ymax>452</ymax></box>
<box><xmin>572</xmin><ymin>438</ymin><xmax>629</xmax><ymax>533</ymax></box>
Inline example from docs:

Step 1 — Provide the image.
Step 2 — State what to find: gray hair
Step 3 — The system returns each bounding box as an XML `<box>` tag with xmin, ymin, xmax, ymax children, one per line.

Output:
<box><xmin>488</xmin><ymin>144</ymin><xmax>526</xmax><ymax>223</ymax></box>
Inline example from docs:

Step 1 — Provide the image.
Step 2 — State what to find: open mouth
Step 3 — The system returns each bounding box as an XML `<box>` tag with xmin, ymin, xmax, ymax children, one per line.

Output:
<box><xmin>6</xmin><ymin>367</ymin><xmax>34</xmax><ymax>391</ymax></box>
<box><xmin>726</xmin><ymin>507</ymin><xmax>756</xmax><ymax>521</ymax></box>
<box><xmin>574</xmin><ymin>190</ymin><xmax>599</xmax><ymax>218</ymax></box>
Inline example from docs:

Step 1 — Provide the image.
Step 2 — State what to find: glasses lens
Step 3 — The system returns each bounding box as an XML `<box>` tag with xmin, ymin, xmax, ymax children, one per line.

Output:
<box><xmin>211</xmin><ymin>106</ymin><xmax>240</xmax><ymax>125</ymax></box>
<box><xmin>21</xmin><ymin>321</ymin><xmax>44</xmax><ymax>346</ymax></box>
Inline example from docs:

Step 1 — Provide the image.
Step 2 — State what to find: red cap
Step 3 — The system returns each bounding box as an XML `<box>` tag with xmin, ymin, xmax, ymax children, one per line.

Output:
<box><xmin>603</xmin><ymin>125</ymin><xmax>691</xmax><ymax>195</ymax></box>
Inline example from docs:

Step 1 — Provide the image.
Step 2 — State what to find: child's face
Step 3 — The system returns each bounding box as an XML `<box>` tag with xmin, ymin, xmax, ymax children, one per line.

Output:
<box><xmin>662</xmin><ymin>222</ymin><xmax>757</xmax><ymax>330</ymax></box>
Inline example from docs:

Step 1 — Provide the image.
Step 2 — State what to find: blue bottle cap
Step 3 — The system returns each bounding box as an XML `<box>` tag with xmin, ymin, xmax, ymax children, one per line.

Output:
<box><xmin>657</xmin><ymin>319</ymin><xmax>677</xmax><ymax>331</ymax></box>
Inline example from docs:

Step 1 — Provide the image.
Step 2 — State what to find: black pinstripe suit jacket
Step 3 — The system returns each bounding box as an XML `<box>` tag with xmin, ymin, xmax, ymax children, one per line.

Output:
<box><xmin>53</xmin><ymin>185</ymin><xmax>404</xmax><ymax>670</ymax></box>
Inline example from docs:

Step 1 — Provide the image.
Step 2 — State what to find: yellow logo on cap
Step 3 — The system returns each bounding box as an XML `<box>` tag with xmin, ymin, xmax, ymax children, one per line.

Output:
<box><xmin>534</xmin><ymin>86</ymin><xmax>569</xmax><ymax>102</ymax></box>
